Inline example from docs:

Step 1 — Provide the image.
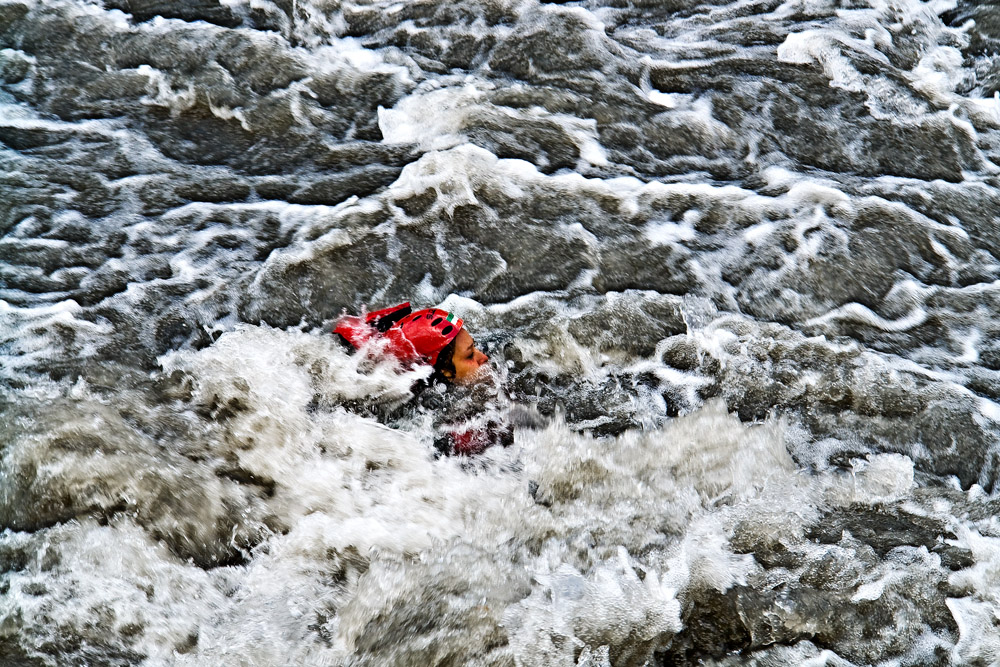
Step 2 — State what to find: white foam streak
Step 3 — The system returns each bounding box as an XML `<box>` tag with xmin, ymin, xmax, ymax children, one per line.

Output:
<box><xmin>137</xmin><ymin>64</ymin><xmax>198</xmax><ymax>116</ymax></box>
<box><xmin>645</xmin><ymin>218</ymin><xmax>697</xmax><ymax>245</ymax></box>
<box><xmin>778</xmin><ymin>30</ymin><xmax>879</xmax><ymax>93</ymax></box>
<box><xmin>379</xmin><ymin>85</ymin><xmax>608</xmax><ymax>167</ymax></box>
<box><xmin>378</xmin><ymin>84</ymin><xmax>489</xmax><ymax>150</ymax></box>
<box><xmin>804</xmin><ymin>302</ymin><xmax>927</xmax><ymax>332</ymax></box>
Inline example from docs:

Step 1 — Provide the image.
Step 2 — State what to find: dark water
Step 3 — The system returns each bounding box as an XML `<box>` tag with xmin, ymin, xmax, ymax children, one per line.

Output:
<box><xmin>4</xmin><ymin>0</ymin><xmax>1000</xmax><ymax>664</ymax></box>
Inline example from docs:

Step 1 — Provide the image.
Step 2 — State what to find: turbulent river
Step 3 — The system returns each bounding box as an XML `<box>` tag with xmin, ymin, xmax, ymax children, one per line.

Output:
<box><xmin>4</xmin><ymin>0</ymin><xmax>1000</xmax><ymax>664</ymax></box>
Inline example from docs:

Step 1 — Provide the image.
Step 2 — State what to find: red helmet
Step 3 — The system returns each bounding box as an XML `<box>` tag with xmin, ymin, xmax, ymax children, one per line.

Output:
<box><xmin>333</xmin><ymin>302</ymin><xmax>412</xmax><ymax>351</ymax></box>
<box><xmin>388</xmin><ymin>308</ymin><xmax>463</xmax><ymax>366</ymax></box>
<box><xmin>334</xmin><ymin>303</ymin><xmax>463</xmax><ymax>366</ymax></box>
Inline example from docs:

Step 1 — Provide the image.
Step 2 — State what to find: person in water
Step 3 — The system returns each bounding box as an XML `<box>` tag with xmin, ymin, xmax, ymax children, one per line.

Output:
<box><xmin>333</xmin><ymin>302</ymin><xmax>508</xmax><ymax>455</ymax></box>
<box><xmin>333</xmin><ymin>302</ymin><xmax>490</xmax><ymax>383</ymax></box>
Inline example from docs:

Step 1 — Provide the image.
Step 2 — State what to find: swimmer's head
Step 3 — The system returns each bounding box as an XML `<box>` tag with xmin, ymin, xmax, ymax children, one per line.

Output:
<box><xmin>432</xmin><ymin>328</ymin><xmax>490</xmax><ymax>385</ymax></box>
<box><xmin>396</xmin><ymin>308</ymin><xmax>490</xmax><ymax>384</ymax></box>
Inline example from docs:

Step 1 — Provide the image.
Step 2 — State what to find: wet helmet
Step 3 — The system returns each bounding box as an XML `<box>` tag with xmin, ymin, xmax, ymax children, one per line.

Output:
<box><xmin>387</xmin><ymin>308</ymin><xmax>463</xmax><ymax>366</ymax></box>
<box><xmin>333</xmin><ymin>302</ymin><xmax>412</xmax><ymax>351</ymax></box>
<box><xmin>334</xmin><ymin>303</ymin><xmax>463</xmax><ymax>367</ymax></box>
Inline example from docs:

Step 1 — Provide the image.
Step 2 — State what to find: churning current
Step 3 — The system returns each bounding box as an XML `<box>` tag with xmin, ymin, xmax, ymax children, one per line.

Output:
<box><xmin>4</xmin><ymin>0</ymin><xmax>1000</xmax><ymax>664</ymax></box>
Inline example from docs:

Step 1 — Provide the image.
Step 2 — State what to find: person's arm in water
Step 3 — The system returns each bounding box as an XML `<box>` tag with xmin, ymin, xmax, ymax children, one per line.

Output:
<box><xmin>435</xmin><ymin>420</ymin><xmax>513</xmax><ymax>457</ymax></box>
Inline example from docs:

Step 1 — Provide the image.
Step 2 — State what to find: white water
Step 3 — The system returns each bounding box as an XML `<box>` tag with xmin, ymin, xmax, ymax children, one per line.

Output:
<box><xmin>5</xmin><ymin>0</ymin><xmax>1000</xmax><ymax>663</ymax></box>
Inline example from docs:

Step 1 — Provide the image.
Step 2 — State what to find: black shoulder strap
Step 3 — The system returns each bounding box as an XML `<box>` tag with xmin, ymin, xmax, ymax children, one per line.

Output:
<box><xmin>370</xmin><ymin>303</ymin><xmax>412</xmax><ymax>332</ymax></box>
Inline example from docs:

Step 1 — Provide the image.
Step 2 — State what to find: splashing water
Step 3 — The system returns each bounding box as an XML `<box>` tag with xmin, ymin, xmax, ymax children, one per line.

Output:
<box><xmin>5</xmin><ymin>0</ymin><xmax>1000</xmax><ymax>664</ymax></box>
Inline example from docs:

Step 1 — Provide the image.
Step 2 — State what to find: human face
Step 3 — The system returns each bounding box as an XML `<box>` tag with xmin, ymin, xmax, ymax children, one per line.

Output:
<box><xmin>448</xmin><ymin>328</ymin><xmax>490</xmax><ymax>384</ymax></box>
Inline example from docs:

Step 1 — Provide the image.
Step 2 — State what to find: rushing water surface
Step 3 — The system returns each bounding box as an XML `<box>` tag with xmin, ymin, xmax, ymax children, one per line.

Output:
<box><xmin>4</xmin><ymin>0</ymin><xmax>1000</xmax><ymax>664</ymax></box>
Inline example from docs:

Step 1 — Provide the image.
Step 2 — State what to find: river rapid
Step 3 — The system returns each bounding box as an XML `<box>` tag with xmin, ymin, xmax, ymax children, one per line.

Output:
<box><xmin>4</xmin><ymin>0</ymin><xmax>1000</xmax><ymax>664</ymax></box>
